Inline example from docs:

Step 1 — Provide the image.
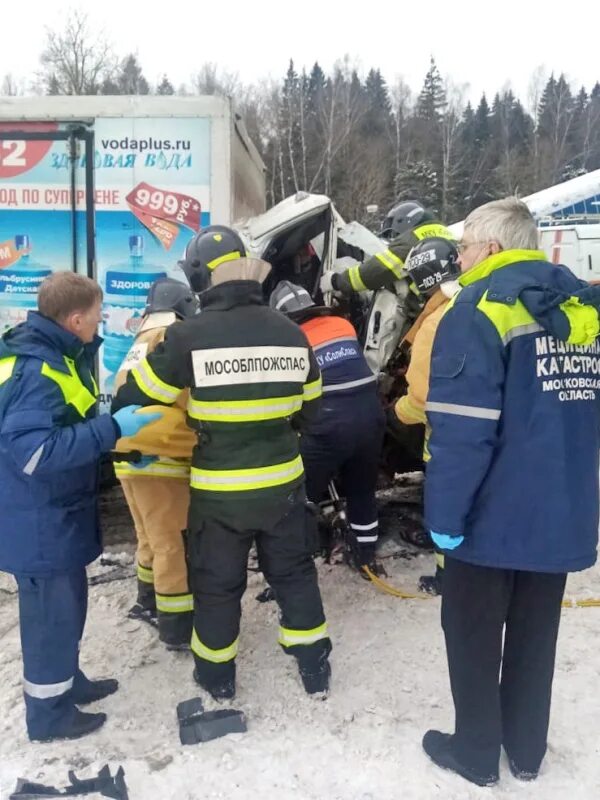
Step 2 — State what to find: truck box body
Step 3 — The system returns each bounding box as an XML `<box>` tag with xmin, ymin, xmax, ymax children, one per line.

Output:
<box><xmin>0</xmin><ymin>96</ymin><xmax>265</xmax><ymax>406</ymax></box>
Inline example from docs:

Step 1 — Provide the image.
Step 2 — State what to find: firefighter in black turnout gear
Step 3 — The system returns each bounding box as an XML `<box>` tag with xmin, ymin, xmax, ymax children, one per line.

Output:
<box><xmin>113</xmin><ymin>226</ymin><xmax>331</xmax><ymax>700</ymax></box>
<box><xmin>320</xmin><ymin>200</ymin><xmax>454</xmax><ymax>295</ymax></box>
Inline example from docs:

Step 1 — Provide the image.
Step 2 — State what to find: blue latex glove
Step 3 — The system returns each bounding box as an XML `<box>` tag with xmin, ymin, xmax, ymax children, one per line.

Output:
<box><xmin>131</xmin><ymin>455</ymin><xmax>159</xmax><ymax>469</ymax></box>
<box><xmin>112</xmin><ymin>405</ymin><xmax>162</xmax><ymax>438</ymax></box>
<box><xmin>431</xmin><ymin>531</ymin><xmax>464</xmax><ymax>551</ymax></box>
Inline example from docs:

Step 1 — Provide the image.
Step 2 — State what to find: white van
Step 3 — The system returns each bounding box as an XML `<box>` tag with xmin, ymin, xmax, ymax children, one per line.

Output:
<box><xmin>538</xmin><ymin>222</ymin><xmax>600</xmax><ymax>283</ymax></box>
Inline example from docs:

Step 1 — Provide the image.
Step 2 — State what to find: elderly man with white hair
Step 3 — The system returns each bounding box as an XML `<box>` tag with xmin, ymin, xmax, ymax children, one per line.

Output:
<box><xmin>421</xmin><ymin>197</ymin><xmax>600</xmax><ymax>786</ymax></box>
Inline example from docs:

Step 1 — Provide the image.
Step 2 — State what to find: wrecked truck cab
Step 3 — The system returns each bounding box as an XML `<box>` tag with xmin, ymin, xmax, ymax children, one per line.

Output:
<box><xmin>237</xmin><ymin>192</ymin><xmax>336</xmax><ymax>299</ymax></box>
<box><xmin>236</xmin><ymin>191</ymin><xmax>418</xmax><ymax>378</ymax></box>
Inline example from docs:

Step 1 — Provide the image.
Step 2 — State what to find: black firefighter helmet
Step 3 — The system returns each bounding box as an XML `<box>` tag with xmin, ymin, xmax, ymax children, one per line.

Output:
<box><xmin>179</xmin><ymin>225</ymin><xmax>247</xmax><ymax>292</ymax></box>
<box><xmin>144</xmin><ymin>277</ymin><xmax>199</xmax><ymax>319</ymax></box>
<box><xmin>379</xmin><ymin>201</ymin><xmax>436</xmax><ymax>241</ymax></box>
<box><xmin>404</xmin><ymin>237</ymin><xmax>460</xmax><ymax>296</ymax></box>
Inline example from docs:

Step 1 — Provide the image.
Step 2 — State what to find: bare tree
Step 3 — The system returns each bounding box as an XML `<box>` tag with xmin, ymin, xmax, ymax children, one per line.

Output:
<box><xmin>389</xmin><ymin>77</ymin><xmax>413</xmax><ymax>196</ymax></box>
<box><xmin>39</xmin><ymin>10</ymin><xmax>115</xmax><ymax>95</ymax></box>
<box><xmin>527</xmin><ymin>65</ymin><xmax>547</xmax><ymax>185</ymax></box>
<box><xmin>309</xmin><ymin>57</ymin><xmax>367</xmax><ymax>195</ymax></box>
<box><xmin>441</xmin><ymin>80</ymin><xmax>467</xmax><ymax>218</ymax></box>
<box><xmin>1</xmin><ymin>73</ymin><xmax>23</xmax><ymax>96</ymax></box>
<box><xmin>191</xmin><ymin>63</ymin><xmax>240</xmax><ymax>97</ymax></box>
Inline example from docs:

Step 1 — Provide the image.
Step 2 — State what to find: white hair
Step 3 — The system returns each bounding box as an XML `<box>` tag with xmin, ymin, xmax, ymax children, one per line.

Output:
<box><xmin>463</xmin><ymin>197</ymin><xmax>539</xmax><ymax>251</ymax></box>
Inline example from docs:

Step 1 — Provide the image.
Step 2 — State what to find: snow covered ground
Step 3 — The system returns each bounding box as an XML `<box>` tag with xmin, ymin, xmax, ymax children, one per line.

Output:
<box><xmin>1</xmin><ymin>496</ymin><xmax>600</xmax><ymax>799</ymax></box>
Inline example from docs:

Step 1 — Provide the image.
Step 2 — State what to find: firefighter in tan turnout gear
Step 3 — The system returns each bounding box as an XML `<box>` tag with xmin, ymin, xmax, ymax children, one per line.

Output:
<box><xmin>113</xmin><ymin>226</ymin><xmax>331</xmax><ymax>701</ymax></box>
<box><xmin>113</xmin><ymin>277</ymin><xmax>199</xmax><ymax>649</ymax></box>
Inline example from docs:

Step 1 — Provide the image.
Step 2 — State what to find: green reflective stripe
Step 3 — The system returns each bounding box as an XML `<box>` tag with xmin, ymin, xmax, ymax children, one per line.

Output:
<box><xmin>156</xmin><ymin>593</ymin><xmax>193</xmax><ymax>613</ymax></box>
<box><xmin>40</xmin><ymin>357</ymin><xmax>96</xmax><ymax>418</ymax></box>
<box><xmin>435</xmin><ymin>552</ymin><xmax>445</xmax><ymax>569</ymax></box>
<box><xmin>414</xmin><ymin>224</ymin><xmax>455</xmax><ymax>241</ymax></box>
<box><xmin>190</xmin><ymin>455</ymin><xmax>304</xmax><ymax>492</ymax></box>
<box><xmin>115</xmin><ymin>460</ymin><xmax>190</xmax><ymax>479</ymax></box>
<box><xmin>278</xmin><ymin>622</ymin><xmax>329</xmax><ymax>647</ymax></box>
<box><xmin>375</xmin><ymin>251</ymin><xmax>394</xmax><ymax>269</ymax></box>
<box><xmin>385</xmin><ymin>249</ymin><xmax>403</xmax><ymax>266</ymax></box>
<box><xmin>0</xmin><ymin>356</ymin><xmax>16</xmax><ymax>386</ymax></box>
<box><xmin>137</xmin><ymin>563</ymin><xmax>154</xmax><ymax>584</ymax></box>
<box><xmin>132</xmin><ymin>359</ymin><xmax>179</xmax><ymax>404</ymax></box>
<box><xmin>187</xmin><ymin>394</ymin><xmax>303</xmax><ymax>423</ymax></box>
<box><xmin>348</xmin><ymin>265</ymin><xmax>367</xmax><ymax>292</ymax></box>
<box><xmin>559</xmin><ymin>297</ymin><xmax>600</xmax><ymax>345</ymax></box>
<box><xmin>191</xmin><ymin>629</ymin><xmax>238</xmax><ymax>663</ymax></box>
<box><xmin>303</xmin><ymin>376</ymin><xmax>322</xmax><ymax>402</ymax></box>
<box><xmin>476</xmin><ymin>291</ymin><xmax>538</xmax><ymax>346</ymax></box>
<box><xmin>206</xmin><ymin>251</ymin><xmax>243</xmax><ymax>270</ymax></box>
<box><xmin>375</xmin><ymin>250</ymin><xmax>403</xmax><ymax>278</ymax></box>
<box><xmin>460</xmin><ymin>249</ymin><xmax>546</xmax><ymax>287</ymax></box>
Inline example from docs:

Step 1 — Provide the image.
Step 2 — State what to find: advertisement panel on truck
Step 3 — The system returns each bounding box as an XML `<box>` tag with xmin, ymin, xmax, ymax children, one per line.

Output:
<box><xmin>0</xmin><ymin>122</ymin><xmax>88</xmax><ymax>333</ymax></box>
<box><xmin>0</xmin><ymin>116</ymin><xmax>212</xmax><ymax>409</ymax></box>
<box><xmin>92</xmin><ymin>117</ymin><xmax>211</xmax><ymax>406</ymax></box>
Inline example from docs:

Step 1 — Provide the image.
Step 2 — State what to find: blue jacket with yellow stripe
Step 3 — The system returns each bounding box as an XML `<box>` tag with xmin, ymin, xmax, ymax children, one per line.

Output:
<box><xmin>0</xmin><ymin>313</ymin><xmax>118</xmax><ymax>577</ymax></box>
<box><xmin>424</xmin><ymin>250</ymin><xmax>600</xmax><ymax>573</ymax></box>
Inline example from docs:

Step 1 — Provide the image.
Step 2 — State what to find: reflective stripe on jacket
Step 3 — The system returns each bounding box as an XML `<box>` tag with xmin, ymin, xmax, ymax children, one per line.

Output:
<box><xmin>337</xmin><ymin>223</ymin><xmax>455</xmax><ymax>294</ymax></box>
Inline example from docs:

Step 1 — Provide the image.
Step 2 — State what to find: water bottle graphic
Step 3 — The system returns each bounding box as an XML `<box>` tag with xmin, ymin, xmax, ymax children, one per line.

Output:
<box><xmin>0</xmin><ymin>235</ymin><xmax>53</xmax><ymax>332</ymax></box>
<box><xmin>102</xmin><ymin>235</ymin><xmax>167</xmax><ymax>376</ymax></box>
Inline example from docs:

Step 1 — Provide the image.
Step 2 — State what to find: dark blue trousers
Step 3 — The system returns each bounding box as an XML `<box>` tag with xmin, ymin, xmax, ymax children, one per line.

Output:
<box><xmin>301</xmin><ymin>390</ymin><xmax>385</xmax><ymax>544</ymax></box>
<box><xmin>17</xmin><ymin>568</ymin><xmax>89</xmax><ymax>738</ymax></box>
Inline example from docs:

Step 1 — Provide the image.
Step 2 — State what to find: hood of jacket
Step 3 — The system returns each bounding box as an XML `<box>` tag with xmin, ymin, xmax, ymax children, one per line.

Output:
<box><xmin>460</xmin><ymin>249</ymin><xmax>600</xmax><ymax>346</ymax></box>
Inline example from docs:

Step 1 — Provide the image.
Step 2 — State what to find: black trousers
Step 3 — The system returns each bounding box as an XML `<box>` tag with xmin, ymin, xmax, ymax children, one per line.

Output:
<box><xmin>187</xmin><ymin>489</ymin><xmax>330</xmax><ymax>687</ymax></box>
<box><xmin>441</xmin><ymin>557</ymin><xmax>566</xmax><ymax>776</ymax></box>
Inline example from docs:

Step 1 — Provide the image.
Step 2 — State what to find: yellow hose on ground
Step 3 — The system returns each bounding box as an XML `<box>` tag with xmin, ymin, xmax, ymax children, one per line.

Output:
<box><xmin>362</xmin><ymin>566</ymin><xmax>433</xmax><ymax>600</ymax></box>
<box><xmin>363</xmin><ymin>567</ymin><xmax>600</xmax><ymax>607</ymax></box>
<box><xmin>562</xmin><ymin>598</ymin><xmax>600</xmax><ymax>608</ymax></box>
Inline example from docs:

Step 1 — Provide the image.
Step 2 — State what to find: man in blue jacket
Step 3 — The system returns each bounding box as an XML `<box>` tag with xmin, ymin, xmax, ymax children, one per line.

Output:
<box><xmin>422</xmin><ymin>198</ymin><xmax>600</xmax><ymax>787</ymax></box>
<box><xmin>0</xmin><ymin>271</ymin><xmax>159</xmax><ymax>742</ymax></box>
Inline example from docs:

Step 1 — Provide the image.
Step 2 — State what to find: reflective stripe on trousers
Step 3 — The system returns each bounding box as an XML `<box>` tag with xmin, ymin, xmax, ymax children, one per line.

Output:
<box><xmin>278</xmin><ymin>622</ymin><xmax>329</xmax><ymax>647</ymax></box>
<box><xmin>191</xmin><ymin>629</ymin><xmax>238</xmax><ymax>663</ymax></box>
<box><xmin>156</xmin><ymin>593</ymin><xmax>194</xmax><ymax>613</ymax></box>
<box><xmin>23</xmin><ymin>675</ymin><xmax>74</xmax><ymax>699</ymax></box>
<box><xmin>190</xmin><ymin>455</ymin><xmax>304</xmax><ymax>492</ymax></box>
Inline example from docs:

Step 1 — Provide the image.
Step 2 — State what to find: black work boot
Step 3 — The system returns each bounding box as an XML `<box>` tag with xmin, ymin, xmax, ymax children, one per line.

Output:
<box><xmin>296</xmin><ymin>640</ymin><xmax>332</xmax><ymax>698</ymax></box>
<box><xmin>29</xmin><ymin>707</ymin><xmax>107</xmax><ymax>743</ymax></box>
<box><xmin>422</xmin><ymin>730</ymin><xmax>499</xmax><ymax>787</ymax></box>
<box><xmin>72</xmin><ymin>670</ymin><xmax>119</xmax><ymax>706</ymax></box>
<box><xmin>134</xmin><ymin>577</ymin><xmax>157</xmax><ymax>614</ymax></box>
<box><xmin>193</xmin><ymin>660</ymin><xmax>236</xmax><ymax>701</ymax></box>
<box><xmin>158</xmin><ymin>610</ymin><xmax>193</xmax><ymax>651</ymax></box>
<box><xmin>300</xmin><ymin>660</ymin><xmax>331</xmax><ymax>697</ymax></box>
<box><xmin>507</xmin><ymin>755</ymin><xmax>539</xmax><ymax>782</ymax></box>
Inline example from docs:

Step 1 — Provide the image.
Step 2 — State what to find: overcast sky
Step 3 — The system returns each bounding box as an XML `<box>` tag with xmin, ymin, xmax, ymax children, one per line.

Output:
<box><xmin>1</xmin><ymin>0</ymin><xmax>598</xmax><ymax>107</ymax></box>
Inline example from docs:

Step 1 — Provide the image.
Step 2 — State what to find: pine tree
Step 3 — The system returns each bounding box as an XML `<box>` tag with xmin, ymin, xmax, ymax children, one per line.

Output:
<box><xmin>362</xmin><ymin>68</ymin><xmax>392</xmax><ymax>137</ymax></box>
<box><xmin>395</xmin><ymin>160</ymin><xmax>438</xmax><ymax>210</ymax></box>
<box><xmin>156</xmin><ymin>74</ymin><xmax>175</xmax><ymax>95</ymax></box>
<box><xmin>101</xmin><ymin>54</ymin><xmax>149</xmax><ymax>95</ymax></box>
<box><xmin>118</xmin><ymin>55</ymin><xmax>150</xmax><ymax>94</ymax></box>
<box><xmin>537</xmin><ymin>73</ymin><xmax>575</xmax><ymax>181</ymax></box>
<box><xmin>474</xmin><ymin>94</ymin><xmax>491</xmax><ymax>144</ymax></box>
<box><xmin>416</xmin><ymin>57</ymin><xmax>447</xmax><ymax>123</ymax></box>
